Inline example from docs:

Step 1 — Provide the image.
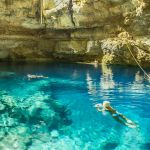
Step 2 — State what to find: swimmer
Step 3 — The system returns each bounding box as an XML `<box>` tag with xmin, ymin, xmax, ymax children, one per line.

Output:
<box><xmin>27</xmin><ymin>74</ymin><xmax>48</xmax><ymax>80</ymax></box>
<box><xmin>95</xmin><ymin>101</ymin><xmax>137</xmax><ymax>128</ymax></box>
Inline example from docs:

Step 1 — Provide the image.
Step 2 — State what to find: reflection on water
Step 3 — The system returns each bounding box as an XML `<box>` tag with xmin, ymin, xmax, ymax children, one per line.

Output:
<box><xmin>86</xmin><ymin>72</ymin><xmax>97</xmax><ymax>95</ymax></box>
<box><xmin>0</xmin><ymin>63</ymin><xmax>150</xmax><ymax>150</ymax></box>
<box><xmin>101</xmin><ymin>64</ymin><xmax>115</xmax><ymax>90</ymax></box>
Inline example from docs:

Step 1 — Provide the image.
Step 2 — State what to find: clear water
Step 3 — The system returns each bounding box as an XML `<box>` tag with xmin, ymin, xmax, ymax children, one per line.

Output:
<box><xmin>0</xmin><ymin>62</ymin><xmax>150</xmax><ymax>150</ymax></box>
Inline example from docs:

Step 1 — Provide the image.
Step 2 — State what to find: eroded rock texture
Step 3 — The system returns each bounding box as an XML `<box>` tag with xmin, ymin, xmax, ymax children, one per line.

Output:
<box><xmin>0</xmin><ymin>0</ymin><xmax>150</xmax><ymax>66</ymax></box>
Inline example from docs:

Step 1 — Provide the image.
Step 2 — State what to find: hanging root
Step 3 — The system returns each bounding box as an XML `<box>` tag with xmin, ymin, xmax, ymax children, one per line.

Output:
<box><xmin>126</xmin><ymin>42</ymin><xmax>150</xmax><ymax>80</ymax></box>
<box><xmin>68</xmin><ymin>0</ymin><xmax>75</xmax><ymax>26</ymax></box>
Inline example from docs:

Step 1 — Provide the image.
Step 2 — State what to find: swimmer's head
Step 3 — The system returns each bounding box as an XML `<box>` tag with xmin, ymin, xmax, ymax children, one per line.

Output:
<box><xmin>103</xmin><ymin>101</ymin><xmax>110</xmax><ymax>110</ymax></box>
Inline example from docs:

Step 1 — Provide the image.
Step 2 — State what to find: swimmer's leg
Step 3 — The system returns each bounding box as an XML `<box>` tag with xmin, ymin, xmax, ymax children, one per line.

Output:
<box><xmin>118</xmin><ymin>114</ymin><xmax>137</xmax><ymax>127</ymax></box>
<box><xmin>112</xmin><ymin>115</ymin><xmax>127</xmax><ymax>126</ymax></box>
<box><xmin>112</xmin><ymin>114</ymin><xmax>137</xmax><ymax>128</ymax></box>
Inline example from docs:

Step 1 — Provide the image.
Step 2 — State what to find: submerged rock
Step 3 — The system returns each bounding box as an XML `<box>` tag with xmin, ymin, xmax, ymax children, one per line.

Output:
<box><xmin>0</xmin><ymin>72</ymin><xmax>16</xmax><ymax>78</ymax></box>
<box><xmin>0</xmin><ymin>91</ymin><xmax>72</xmax><ymax>150</ymax></box>
<box><xmin>0</xmin><ymin>102</ymin><xmax>5</xmax><ymax>111</ymax></box>
<box><xmin>50</xmin><ymin>130</ymin><xmax>59</xmax><ymax>138</ymax></box>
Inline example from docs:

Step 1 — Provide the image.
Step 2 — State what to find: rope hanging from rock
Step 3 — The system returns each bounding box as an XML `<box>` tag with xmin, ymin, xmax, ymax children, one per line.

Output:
<box><xmin>126</xmin><ymin>43</ymin><xmax>150</xmax><ymax>80</ymax></box>
<box><xmin>40</xmin><ymin>0</ymin><xmax>43</xmax><ymax>24</ymax></box>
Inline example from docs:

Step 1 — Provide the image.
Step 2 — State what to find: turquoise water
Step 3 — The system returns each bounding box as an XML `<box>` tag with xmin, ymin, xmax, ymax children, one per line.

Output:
<box><xmin>0</xmin><ymin>63</ymin><xmax>150</xmax><ymax>150</ymax></box>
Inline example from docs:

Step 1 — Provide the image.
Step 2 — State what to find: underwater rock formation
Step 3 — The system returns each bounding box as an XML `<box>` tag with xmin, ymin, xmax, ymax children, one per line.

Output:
<box><xmin>0</xmin><ymin>0</ymin><xmax>150</xmax><ymax>67</ymax></box>
<box><xmin>0</xmin><ymin>91</ymin><xmax>72</xmax><ymax>149</ymax></box>
<box><xmin>0</xmin><ymin>71</ymin><xmax>16</xmax><ymax>78</ymax></box>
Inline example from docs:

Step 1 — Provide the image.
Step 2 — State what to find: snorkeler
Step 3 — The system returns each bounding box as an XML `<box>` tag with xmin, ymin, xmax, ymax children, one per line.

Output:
<box><xmin>95</xmin><ymin>101</ymin><xmax>137</xmax><ymax>128</ymax></box>
<box><xmin>27</xmin><ymin>74</ymin><xmax>48</xmax><ymax>80</ymax></box>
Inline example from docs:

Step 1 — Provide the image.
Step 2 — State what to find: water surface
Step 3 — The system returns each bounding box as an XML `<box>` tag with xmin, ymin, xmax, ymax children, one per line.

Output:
<box><xmin>0</xmin><ymin>63</ymin><xmax>150</xmax><ymax>150</ymax></box>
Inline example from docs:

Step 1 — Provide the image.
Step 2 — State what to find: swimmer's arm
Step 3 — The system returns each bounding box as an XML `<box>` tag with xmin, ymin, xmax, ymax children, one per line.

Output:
<box><xmin>96</xmin><ymin>107</ymin><xmax>104</xmax><ymax>112</ymax></box>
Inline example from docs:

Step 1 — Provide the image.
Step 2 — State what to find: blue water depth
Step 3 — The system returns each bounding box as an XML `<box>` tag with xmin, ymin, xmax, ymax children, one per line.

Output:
<box><xmin>0</xmin><ymin>63</ymin><xmax>150</xmax><ymax>150</ymax></box>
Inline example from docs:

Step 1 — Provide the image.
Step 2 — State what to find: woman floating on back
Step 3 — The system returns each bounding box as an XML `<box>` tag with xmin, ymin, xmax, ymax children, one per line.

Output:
<box><xmin>27</xmin><ymin>74</ymin><xmax>48</xmax><ymax>80</ymax></box>
<box><xmin>95</xmin><ymin>101</ymin><xmax>137</xmax><ymax>128</ymax></box>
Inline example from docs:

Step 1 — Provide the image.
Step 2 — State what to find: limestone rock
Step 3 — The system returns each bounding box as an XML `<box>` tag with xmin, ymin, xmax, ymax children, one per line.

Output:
<box><xmin>0</xmin><ymin>0</ymin><xmax>149</xmax><ymax>66</ymax></box>
<box><xmin>101</xmin><ymin>36</ymin><xmax>150</xmax><ymax>67</ymax></box>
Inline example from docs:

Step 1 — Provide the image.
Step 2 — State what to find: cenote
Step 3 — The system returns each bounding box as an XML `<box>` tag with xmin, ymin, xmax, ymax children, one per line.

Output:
<box><xmin>0</xmin><ymin>62</ymin><xmax>150</xmax><ymax>150</ymax></box>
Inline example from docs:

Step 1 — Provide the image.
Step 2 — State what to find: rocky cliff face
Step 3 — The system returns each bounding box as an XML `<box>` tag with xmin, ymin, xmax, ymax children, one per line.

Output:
<box><xmin>0</xmin><ymin>0</ymin><xmax>150</xmax><ymax>67</ymax></box>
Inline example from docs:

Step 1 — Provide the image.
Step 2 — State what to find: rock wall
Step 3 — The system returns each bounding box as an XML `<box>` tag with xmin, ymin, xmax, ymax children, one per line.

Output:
<box><xmin>0</xmin><ymin>0</ymin><xmax>150</xmax><ymax>67</ymax></box>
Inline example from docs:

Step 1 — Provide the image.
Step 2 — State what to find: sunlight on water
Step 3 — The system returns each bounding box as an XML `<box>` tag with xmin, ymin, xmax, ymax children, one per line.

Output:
<box><xmin>0</xmin><ymin>63</ymin><xmax>150</xmax><ymax>150</ymax></box>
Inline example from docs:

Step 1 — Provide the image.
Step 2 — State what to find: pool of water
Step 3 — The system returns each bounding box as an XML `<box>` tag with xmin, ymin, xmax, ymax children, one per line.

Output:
<box><xmin>0</xmin><ymin>62</ymin><xmax>150</xmax><ymax>150</ymax></box>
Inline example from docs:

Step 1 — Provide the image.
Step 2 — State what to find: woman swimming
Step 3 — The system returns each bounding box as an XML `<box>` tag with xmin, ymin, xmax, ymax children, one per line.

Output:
<box><xmin>95</xmin><ymin>101</ymin><xmax>137</xmax><ymax>128</ymax></box>
<box><xmin>27</xmin><ymin>74</ymin><xmax>48</xmax><ymax>80</ymax></box>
